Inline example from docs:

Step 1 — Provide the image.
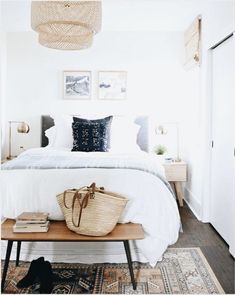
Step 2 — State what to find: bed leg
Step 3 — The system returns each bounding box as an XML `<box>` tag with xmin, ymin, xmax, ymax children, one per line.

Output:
<box><xmin>123</xmin><ymin>240</ymin><xmax>136</xmax><ymax>290</ymax></box>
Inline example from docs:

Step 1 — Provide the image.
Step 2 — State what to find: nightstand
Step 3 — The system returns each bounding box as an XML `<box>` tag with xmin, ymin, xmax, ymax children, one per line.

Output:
<box><xmin>163</xmin><ymin>161</ymin><xmax>187</xmax><ymax>207</ymax></box>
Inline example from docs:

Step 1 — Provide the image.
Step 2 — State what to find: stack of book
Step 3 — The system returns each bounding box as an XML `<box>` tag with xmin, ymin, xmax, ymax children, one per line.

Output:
<box><xmin>13</xmin><ymin>212</ymin><xmax>49</xmax><ymax>233</ymax></box>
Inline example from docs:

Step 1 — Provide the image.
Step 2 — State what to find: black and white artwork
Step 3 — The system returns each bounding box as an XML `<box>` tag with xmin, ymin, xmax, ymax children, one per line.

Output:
<box><xmin>63</xmin><ymin>71</ymin><xmax>91</xmax><ymax>99</ymax></box>
<box><xmin>98</xmin><ymin>71</ymin><xmax>127</xmax><ymax>100</ymax></box>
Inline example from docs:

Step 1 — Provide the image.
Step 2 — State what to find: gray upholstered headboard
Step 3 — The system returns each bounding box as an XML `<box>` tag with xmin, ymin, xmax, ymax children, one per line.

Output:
<box><xmin>41</xmin><ymin>115</ymin><xmax>54</xmax><ymax>147</ymax></box>
<box><xmin>41</xmin><ymin>115</ymin><xmax>149</xmax><ymax>152</ymax></box>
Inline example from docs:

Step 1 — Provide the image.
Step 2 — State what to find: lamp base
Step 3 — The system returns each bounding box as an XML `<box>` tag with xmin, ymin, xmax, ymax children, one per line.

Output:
<box><xmin>174</xmin><ymin>157</ymin><xmax>181</xmax><ymax>162</ymax></box>
<box><xmin>6</xmin><ymin>156</ymin><xmax>16</xmax><ymax>160</ymax></box>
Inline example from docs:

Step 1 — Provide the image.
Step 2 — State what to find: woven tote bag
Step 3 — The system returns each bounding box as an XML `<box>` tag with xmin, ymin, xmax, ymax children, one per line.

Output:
<box><xmin>57</xmin><ymin>183</ymin><xmax>128</xmax><ymax>236</ymax></box>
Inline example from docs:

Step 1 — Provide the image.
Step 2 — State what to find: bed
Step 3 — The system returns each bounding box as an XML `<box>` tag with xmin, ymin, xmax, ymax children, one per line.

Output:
<box><xmin>1</xmin><ymin>115</ymin><xmax>181</xmax><ymax>266</ymax></box>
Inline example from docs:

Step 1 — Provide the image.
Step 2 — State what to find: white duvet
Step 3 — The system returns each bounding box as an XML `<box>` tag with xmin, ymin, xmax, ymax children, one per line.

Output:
<box><xmin>1</xmin><ymin>148</ymin><xmax>181</xmax><ymax>266</ymax></box>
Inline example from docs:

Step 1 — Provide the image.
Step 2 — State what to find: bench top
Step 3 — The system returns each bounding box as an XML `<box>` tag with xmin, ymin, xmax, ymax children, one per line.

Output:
<box><xmin>1</xmin><ymin>219</ymin><xmax>144</xmax><ymax>241</ymax></box>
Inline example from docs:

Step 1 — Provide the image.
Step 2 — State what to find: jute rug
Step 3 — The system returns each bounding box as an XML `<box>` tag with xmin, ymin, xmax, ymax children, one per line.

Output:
<box><xmin>2</xmin><ymin>248</ymin><xmax>224</xmax><ymax>294</ymax></box>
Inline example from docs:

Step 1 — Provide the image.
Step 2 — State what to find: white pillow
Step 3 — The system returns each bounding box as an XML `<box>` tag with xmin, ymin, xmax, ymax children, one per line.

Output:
<box><xmin>45</xmin><ymin>126</ymin><xmax>56</xmax><ymax>147</ymax></box>
<box><xmin>50</xmin><ymin>115</ymin><xmax>73</xmax><ymax>148</ymax></box>
<box><xmin>109</xmin><ymin>117</ymin><xmax>141</xmax><ymax>153</ymax></box>
<box><xmin>73</xmin><ymin>115</ymin><xmax>141</xmax><ymax>152</ymax></box>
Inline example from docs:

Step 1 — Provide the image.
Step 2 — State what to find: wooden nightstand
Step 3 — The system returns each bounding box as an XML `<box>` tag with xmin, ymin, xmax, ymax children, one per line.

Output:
<box><xmin>163</xmin><ymin>161</ymin><xmax>187</xmax><ymax>207</ymax></box>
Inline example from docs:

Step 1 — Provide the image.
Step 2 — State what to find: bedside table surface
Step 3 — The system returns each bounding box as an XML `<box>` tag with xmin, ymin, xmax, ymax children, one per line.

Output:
<box><xmin>163</xmin><ymin>161</ymin><xmax>186</xmax><ymax>166</ymax></box>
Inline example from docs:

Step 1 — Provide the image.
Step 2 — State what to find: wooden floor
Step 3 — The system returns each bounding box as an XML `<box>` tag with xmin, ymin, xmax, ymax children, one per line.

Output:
<box><xmin>172</xmin><ymin>204</ymin><xmax>235</xmax><ymax>294</ymax></box>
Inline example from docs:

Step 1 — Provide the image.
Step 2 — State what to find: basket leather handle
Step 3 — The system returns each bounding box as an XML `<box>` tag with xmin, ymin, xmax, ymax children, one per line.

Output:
<box><xmin>71</xmin><ymin>191</ymin><xmax>90</xmax><ymax>227</ymax></box>
<box><xmin>63</xmin><ymin>182</ymin><xmax>98</xmax><ymax>228</ymax></box>
<box><xmin>63</xmin><ymin>183</ymin><xmax>96</xmax><ymax>208</ymax></box>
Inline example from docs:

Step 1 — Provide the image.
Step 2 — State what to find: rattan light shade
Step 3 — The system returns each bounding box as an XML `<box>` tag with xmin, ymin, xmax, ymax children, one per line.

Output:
<box><xmin>31</xmin><ymin>1</ymin><xmax>102</xmax><ymax>50</ymax></box>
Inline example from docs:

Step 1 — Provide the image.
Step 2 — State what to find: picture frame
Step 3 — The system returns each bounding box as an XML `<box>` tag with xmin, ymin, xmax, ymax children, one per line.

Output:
<box><xmin>98</xmin><ymin>71</ymin><xmax>127</xmax><ymax>100</ymax></box>
<box><xmin>63</xmin><ymin>71</ymin><xmax>91</xmax><ymax>100</ymax></box>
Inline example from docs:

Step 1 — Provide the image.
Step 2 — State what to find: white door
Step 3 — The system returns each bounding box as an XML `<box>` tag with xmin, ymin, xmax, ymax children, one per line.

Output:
<box><xmin>211</xmin><ymin>34</ymin><xmax>235</xmax><ymax>257</ymax></box>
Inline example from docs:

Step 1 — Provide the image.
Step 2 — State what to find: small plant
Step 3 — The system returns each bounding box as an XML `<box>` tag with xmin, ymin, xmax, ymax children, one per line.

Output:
<box><xmin>154</xmin><ymin>144</ymin><xmax>167</xmax><ymax>155</ymax></box>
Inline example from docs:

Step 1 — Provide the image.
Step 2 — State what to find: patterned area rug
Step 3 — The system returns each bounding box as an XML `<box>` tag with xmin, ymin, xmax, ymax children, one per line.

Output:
<box><xmin>2</xmin><ymin>248</ymin><xmax>224</xmax><ymax>294</ymax></box>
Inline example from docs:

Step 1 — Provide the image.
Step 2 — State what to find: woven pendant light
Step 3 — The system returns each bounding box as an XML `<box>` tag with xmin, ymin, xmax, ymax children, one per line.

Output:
<box><xmin>31</xmin><ymin>1</ymin><xmax>102</xmax><ymax>50</ymax></box>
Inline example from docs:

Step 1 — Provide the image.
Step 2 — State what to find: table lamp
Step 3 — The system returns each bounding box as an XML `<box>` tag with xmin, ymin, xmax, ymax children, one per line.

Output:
<box><xmin>7</xmin><ymin>121</ymin><xmax>30</xmax><ymax>160</ymax></box>
<box><xmin>155</xmin><ymin>122</ymin><xmax>181</xmax><ymax>162</ymax></box>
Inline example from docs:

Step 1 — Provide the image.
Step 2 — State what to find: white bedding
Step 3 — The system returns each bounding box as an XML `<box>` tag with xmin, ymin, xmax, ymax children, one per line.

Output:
<box><xmin>1</xmin><ymin>148</ymin><xmax>181</xmax><ymax>266</ymax></box>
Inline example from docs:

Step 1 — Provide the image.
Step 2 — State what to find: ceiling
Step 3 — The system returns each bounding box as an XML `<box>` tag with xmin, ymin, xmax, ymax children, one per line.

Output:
<box><xmin>1</xmin><ymin>0</ymin><xmax>205</xmax><ymax>32</ymax></box>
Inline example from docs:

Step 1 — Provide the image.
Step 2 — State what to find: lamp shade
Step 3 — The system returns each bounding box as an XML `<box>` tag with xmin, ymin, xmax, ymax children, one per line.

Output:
<box><xmin>31</xmin><ymin>1</ymin><xmax>102</xmax><ymax>50</ymax></box>
<box><xmin>155</xmin><ymin>125</ymin><xmax>168</xmax><ymax>135</ymax></box>
<box><xmin>39</xmin><ymin>31</ymin><xmax>94</xmax><ymax>50</ymax></box>
<box><xmin>17</xmin><ymin>122</ymin><xmax>30</xmax><ymax>134</ymax></box>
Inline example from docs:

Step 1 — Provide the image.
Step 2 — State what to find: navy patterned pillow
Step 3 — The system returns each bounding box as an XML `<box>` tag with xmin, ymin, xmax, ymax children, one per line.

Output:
<box><xmin>72</xmin><ymin>116</ymin><xmax>113</xmax><ymax>152</ymax></box>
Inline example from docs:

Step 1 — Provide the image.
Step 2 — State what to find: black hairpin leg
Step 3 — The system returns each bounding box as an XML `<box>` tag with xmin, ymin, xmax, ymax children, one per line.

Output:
<box><xmin>16</xmin><ymin>241</ymin><xmax>21</xmax><ymax>267</ymax></box>
<box><xmin>123</xmin><ymin>240</ymin><xmax>136</xmax><ymax>290</ymax></box>
<box><xmin>1</xmin><ymin>240</ymin><xmax>13</xmax><ymax>292</ymax></box>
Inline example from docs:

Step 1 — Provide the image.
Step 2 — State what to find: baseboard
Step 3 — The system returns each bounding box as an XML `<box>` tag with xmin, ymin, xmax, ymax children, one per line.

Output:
<box><xmin>1</xmin><ymin>217</ymin><xmax>6</xmax><ymax>224</ymax></box>
<box><xmin>229</xmin><ymin>244</ymin><xmax>235</xmax><ymax>258</ymax></box>
<box><xmin>184</xmin><ymin>187</ymin><xmax>202</xmax><ymax>221</ymax></box>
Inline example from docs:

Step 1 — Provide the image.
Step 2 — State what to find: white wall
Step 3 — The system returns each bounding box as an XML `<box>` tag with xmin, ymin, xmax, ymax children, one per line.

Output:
<box><xmin>4</xmin><ymin>30</ymin><xmax>194</xmax><ymax>158</ymax></box>
<box><xmin>179</xmin><ymin>67</ymin><xmax>201</xmax><ymax>217</ymax></box>
<box><xmin>0</xmin><ymin>3</ymin><xmax>7</xmax><ymax>160</ymax></box>
<box><xmin>202</xmin><ymin>1</ymin><xmax>235</xmax><ymax>48</ymax></box>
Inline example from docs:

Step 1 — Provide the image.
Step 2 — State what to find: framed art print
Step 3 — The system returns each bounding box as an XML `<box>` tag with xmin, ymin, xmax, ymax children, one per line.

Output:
<box><xmin>98</xmin><ymin>71</ymin><xmax>127</xmax><ymax>100</ymax></box>
<box><xmin>63</xmin><ymin>71</ymin><xmax>91</xmax><ymax>100</ymax></box>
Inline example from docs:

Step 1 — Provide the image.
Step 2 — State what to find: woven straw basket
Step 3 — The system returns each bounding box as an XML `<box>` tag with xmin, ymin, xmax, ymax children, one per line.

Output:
<box><xmin>57</xmin><ymin>183</ymin><xmax>128</xmax><ymax>236</ymax></box>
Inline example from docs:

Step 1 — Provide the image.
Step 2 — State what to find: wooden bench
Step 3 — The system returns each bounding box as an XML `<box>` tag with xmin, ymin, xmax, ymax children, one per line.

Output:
<box><xmin>1</xmin><ymin>219</ymin><xmax>144</xmax><ymax>291</ymax></box>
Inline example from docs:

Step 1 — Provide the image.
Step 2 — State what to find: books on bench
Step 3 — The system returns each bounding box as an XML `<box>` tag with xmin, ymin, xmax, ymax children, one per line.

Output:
<box><xmin>13</xmin><ymin>212</ymin><xmax>50</xmax><ymax>233</ymax></box>
<box><xmin>13</xmin><ymin>221</ymin><xmax>50</xmax><ymax>233</ymax></box>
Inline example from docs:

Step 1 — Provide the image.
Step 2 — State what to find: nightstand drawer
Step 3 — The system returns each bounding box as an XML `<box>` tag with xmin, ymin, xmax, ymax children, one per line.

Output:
<box><xmin>163</xmin><ymin>162</ymin><xmax>187</xmax><ymax>182</ymax></box>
